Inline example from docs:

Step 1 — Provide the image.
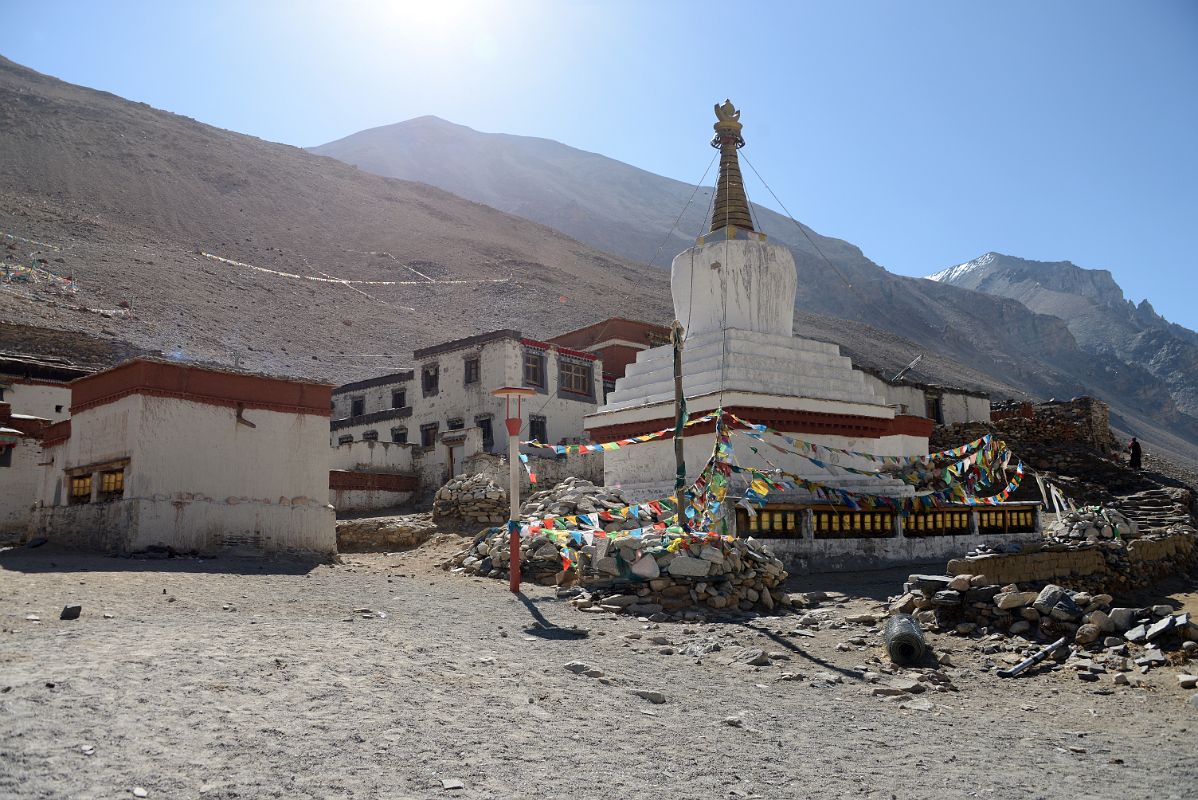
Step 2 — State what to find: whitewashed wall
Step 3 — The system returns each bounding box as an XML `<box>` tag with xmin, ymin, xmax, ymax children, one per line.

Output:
<box><xmin>0</xmin><ymin>437</ymin><xmax>43</xmax><ymax>540</ymax></box>
<box><xmin>33</xmin><ymin>395</ymin><xmax>335</xmax><ymax>556</ymax></box>
<box><xmin>0</xmin><ymin>382</ymin><xmax>71</xmax><ymax>422</ymax></box>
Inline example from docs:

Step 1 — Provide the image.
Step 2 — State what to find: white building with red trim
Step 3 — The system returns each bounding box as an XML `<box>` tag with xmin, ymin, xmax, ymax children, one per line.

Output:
<box><xmin>329</xmin><ymin>329</ymin><xmax>603</xmax><ymax>509</ymax></box>
<box><xmin>31</xmin><ymin>359</ymin><xmax>336</xmax><ymax>556</ymax></box>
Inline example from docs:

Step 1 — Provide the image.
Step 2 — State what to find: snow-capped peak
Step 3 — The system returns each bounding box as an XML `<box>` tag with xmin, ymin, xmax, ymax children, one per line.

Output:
<box><xmin>926</xmin><ymin>252</ymin><xmax>998</xmax><ymax>283</ymax></box>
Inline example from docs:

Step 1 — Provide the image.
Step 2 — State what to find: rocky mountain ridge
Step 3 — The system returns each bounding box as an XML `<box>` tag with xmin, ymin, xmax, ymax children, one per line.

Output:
<box><xmin>929</xmin><ymin>252</ymin><xmax>1198</xmax><ymax>417</ymax></box>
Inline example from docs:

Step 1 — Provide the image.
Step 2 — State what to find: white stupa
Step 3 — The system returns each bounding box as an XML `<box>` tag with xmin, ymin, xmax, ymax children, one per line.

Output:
<box><xmin>586</xmin><ymin>101</ymin><xmax>930</xmax><ymax>506</ymax></box>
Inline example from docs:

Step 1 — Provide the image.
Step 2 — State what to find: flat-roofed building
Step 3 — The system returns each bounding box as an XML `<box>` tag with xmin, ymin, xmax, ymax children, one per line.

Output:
<box><xmin>31</xmin><ymin>359</ymin><xmax>336</xmax><ymax>557</ymax></box>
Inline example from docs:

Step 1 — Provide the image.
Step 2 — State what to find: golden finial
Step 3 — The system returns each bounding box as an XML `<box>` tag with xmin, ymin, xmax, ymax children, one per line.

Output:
<box><xmin>708</xmin><ymin>99</ymin><xmax>754</xmax><ymax>235</ymax></box>
<box><xmin>713</xmin><ymin>100</ymin><xmax>743</xmax><ymax>140</ymax></box>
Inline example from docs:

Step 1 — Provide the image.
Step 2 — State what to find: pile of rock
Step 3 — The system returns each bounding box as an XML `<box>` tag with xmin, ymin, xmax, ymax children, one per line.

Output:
<box><xmin>1045</xmin><ymin>506</ymin><xmax>1138</xmax><ymax>543</ymax></box>
<box><xmin>893</xmin><ymin>575</ymin><xmax>1198</xmax><ymax>654</ymax></box>
<box><xmin>445</xmin><ymin>527</ymin><xmax>789</xmax><ymax>619</ymax></box>
<box><xmin>432</xmin><ymin>474</ymin><xmax>508</xmax><ymax>527</ymax></box>
<box><xmin>567</xmin><ymin>534</ymin><xmax>789</xmax><ymax>619</ymax></box>
<box><xmin>520</xmin><ymin>477</ymin><xmax>634</xmax><ymax>528</ymax></box>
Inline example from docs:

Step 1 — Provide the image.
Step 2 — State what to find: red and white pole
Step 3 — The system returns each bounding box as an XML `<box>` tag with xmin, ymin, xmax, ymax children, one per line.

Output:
<box><xmin>505</xmin><ymin>395</ymin><xmax>523</xmax><ymax>593</ymax></box>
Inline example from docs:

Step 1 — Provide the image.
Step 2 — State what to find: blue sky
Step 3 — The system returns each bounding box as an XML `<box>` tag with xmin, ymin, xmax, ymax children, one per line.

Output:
<box><xmin>5</xmin><ymin>0</ymin><xmax>1197</xmax><ymax>329</ymax></box>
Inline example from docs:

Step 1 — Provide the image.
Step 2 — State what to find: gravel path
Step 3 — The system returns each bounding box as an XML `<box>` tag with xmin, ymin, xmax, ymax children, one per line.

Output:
<box><xmin>2</xmin><ymin>540</ymin><xmax>1195</xmax><ymax>800</ymax></box>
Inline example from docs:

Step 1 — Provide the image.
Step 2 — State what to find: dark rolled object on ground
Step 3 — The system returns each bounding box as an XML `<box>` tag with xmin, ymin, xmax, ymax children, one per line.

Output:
<box><xmin>884</xmin><ymin>613</ymin><xmax>926</xmax><ymax>665</ymax></box>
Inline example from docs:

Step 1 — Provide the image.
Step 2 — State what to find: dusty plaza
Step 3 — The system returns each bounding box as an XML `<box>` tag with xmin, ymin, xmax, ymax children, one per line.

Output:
<box><xmin>2</xmin><ymin>537</ymin><xmax>1197</xmax><ymax>800</ymax></box>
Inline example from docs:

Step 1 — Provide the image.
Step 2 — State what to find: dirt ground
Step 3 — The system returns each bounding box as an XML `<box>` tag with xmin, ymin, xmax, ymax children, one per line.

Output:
<box><xmin>2</xmin><ymin>537</ymin><xmax>1196</xmax><ymax>800</ymax></box>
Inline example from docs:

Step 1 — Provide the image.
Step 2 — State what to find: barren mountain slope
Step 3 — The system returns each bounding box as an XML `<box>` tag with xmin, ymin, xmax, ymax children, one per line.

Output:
<box><xmin>0</xmin><ymin>55</ymin><xmax>671</xmax><ymax>383</ymax></box>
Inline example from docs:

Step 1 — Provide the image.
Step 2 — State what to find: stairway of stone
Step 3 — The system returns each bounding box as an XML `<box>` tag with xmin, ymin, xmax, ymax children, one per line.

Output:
<box><xmin>1114</xmin><ymin>486</ymin><xmax>1196</xmax><ymax>533</ymax></box>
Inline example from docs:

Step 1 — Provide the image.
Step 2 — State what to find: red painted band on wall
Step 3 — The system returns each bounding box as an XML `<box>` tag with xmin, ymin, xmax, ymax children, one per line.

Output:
<box><xmin>329</xmin><ymin>470</ymin><xmax>419</xmax><ymax>492</ymax></box>
<box><xmin>587</xmin><ymin>406</ymin><xmax>934</xmax><ymax>443</ymax></box>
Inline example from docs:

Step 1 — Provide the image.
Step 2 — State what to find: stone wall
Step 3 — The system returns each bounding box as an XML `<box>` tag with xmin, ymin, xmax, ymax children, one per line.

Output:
<box><xmin>947</xmin><ymin>529</ymin><xmax>1198</xmax><ymax>596</ymax></box>
<box><xmin>335</xmin><ymin>513</ymin><xmax>437</xmax><ymax>552</ymax></box>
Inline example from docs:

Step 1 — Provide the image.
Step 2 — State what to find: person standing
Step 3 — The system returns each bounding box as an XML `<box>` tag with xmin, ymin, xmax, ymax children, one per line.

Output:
<box><xmin>1128</xmin><ymin>437</ymin><xmax>1142</xmax><ymax>470</ymax></box>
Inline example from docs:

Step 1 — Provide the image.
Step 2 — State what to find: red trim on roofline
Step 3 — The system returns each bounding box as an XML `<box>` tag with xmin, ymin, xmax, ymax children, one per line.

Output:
<box><xmin>69</xmin><ymin>359</ymin><xmax>333</xmax><ymax>417</ymax></box>
<box><xmin>519</xmin><ymin>339</ymin><xmax>599</xmax><ymax>361</ymax></box>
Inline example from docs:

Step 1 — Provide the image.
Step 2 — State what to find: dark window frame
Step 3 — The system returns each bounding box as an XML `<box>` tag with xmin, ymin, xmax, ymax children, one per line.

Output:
<box><xmin>391</xmin><ymin>427</ymin><xmax>408</xmax><ymax>444</ymax></box>
<box><xmin>422</xmin><ymin>363</ymin><xmax>440</xmax><ymax>397</ymax></box>
<box><xmin>463</xmin><ymin>356</ymin><xmax>480</xmax><ymax>385</ymax></box>
<box><xmin>362</xmin><ymin>430</ymin><xmax>379</xmax><ymax>441</ymax></box>
<box><xmin>419</xmin><ymin>422</ymin><xmax>440</xmax><ymax>448</ymax></box>
<box><xmin>558</xmin><ymin>359</ymin><xmax>593</xmax><ymax>396</ymax></box>
<box><xmin>522</xmin><ymin>350</ymin><xmax>546</xmax><ymax>390</ymax></box>
<box><xmin>337</xmin><ymin>434</ymin><xmax>354</xmax><ymax>445</ymax></box>
<box><xmin>391</xmin><ymin>389</ymin><xmax>406</xmax><ymax>409</ymax></box>
<box><xmin>475</xmin><ymin>415</ymin><xmax>494</xmax><ymax>450</ymax></box>
<box><xmin>528</xmin><ymin>414</ymin><xmax>548</xmax><ymax>444</ymax></box>
<box><xmin>350</xmin><ymin>396</ymin><xmax>365</xmax><ymax>417</ymax></box>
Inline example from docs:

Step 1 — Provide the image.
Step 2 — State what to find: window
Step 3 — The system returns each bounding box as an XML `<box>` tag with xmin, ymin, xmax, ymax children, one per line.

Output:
<box><xmin>559</xmin><ymin>360</ymin><xmax>592</xmax><ymax>395</ymax></box>
<box><xmin>420</xmin><ymin>422</ymin><xmax>439</xmax><ymax>448</ymax></box>
<box><xmin>391</xmin><ymin>427</ymin><xmax>408</xmax><ymax>444</ymax></box>
<box><xmin>523</xmin><ymin>351</ymin><xmax>545</xmax><ymax>388</ymax></box>
<box><xmin>350</xmin><ymin>396</ymin><xmax>365</xmax><ymax>417</ymax></box>
<box><xmin>464</xmin><ymin>356</ymin><xmax>480</xmax><ymax>385</ymax></box>
<box><xmin>69</xmin><ymin>474</ymin><xmax>92</xmax><ymax>505</ymax></box>
<box><xmin>602</xmin><ymin>376</ymin><xmax>616</xmax><ymax>402</ymax></box>
<box><xmin>422</xmin><ymin>363</ymin><xmax>440</xmax><ymax>397</ymax></box>
<box><xmin>528</xmin><ymin>414</ymin><xmax>548</xmax><ymax>444</ymax></box>
<box><xmin>475</xmin><ymin>415</ymin><xmax>494</xmax><ymax>450</ymax></box>
<box><xmin>447</xmin><ymin>418</ymin><xmax>465</xmax><ymax>431</ymax></box>
<box><xmin>391</xmin><ymin>389</ymin><xmax>406</xmax><ymax>409</ymax></box>
<box><xmin>99</xmin><ymin>469</ymin><xmax>124</xmax><ymax>502</ymax></box>
<box><xmin>925</xmin><ymin>395</ymin><xmax>944</xmax><ymax>424</ymax></box>
<box><xmin>362</xmin><ymin>430</ymin><xmax>379</xmax><ymax>442</ymax></box>
<box><xmin>0</xmin><ymin>446</ymin><xmax>11</xmax><ymax>468</ymax></box>
<box><xmin>55</xmin><ymin>404</ymin><xmax>64</xmax><ymax>413</ymax></box>
<box><xmin>337</xmin><ymin>434</ymin><xmax>353</xmax><ymax>445</ymax></box>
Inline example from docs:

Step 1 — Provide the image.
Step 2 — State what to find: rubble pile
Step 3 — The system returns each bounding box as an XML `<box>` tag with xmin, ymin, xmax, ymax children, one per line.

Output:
<box><xmin>893</xmin><ymin>575</ymin><xmax>1198</xmax><ymax>657</ymax></box>
<box><xmin>445</xmin><ymin>528</ymin><xmax>789</xmax><ymax>619</ymax></box>
<box><xmin>1044</xmin><ymin>506</ymin><xmax>1137</xmax><ymax>543</ymax></box>
<box><xmin>519</xmin><ymin>476</ymin><xmax>633</xmax><ymax>527</ymax></box>
<box><xmin>432</xmin><ymin>474</ymin><xmax>508</xmax><ymax>527</ymax></box>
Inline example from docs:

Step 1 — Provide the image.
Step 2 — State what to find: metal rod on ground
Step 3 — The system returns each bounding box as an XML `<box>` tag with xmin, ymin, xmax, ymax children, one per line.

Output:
<box><xmin>997</xmin><ymin>636</ymin><xmax>1069</xmax><ymax>678</ymax></box>
<box><xmin>671</xmin><ymin>320</ymin><xmax>688</xmax><ymax>529</ymax></box>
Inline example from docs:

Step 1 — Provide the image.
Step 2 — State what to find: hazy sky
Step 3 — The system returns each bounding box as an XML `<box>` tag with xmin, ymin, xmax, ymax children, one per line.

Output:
<box><xmin>5</xmin><ymin>0</ymin><xmax>1197</xmax><ymax>329</ymax></box>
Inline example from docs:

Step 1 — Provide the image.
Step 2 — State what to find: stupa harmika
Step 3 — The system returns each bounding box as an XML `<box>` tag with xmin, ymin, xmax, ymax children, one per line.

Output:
<box><xmin>585</xmin><ymin>101</ymin><xmax>932</xmax><ymax>512</ymax></box>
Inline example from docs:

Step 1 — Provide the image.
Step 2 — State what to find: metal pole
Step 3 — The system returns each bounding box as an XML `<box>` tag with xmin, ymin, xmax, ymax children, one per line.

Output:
<box><xmin>506</xmin><ymin>396</ymin><xmax>522</xmax><ymax>593</ymax></box>
<box><xmin>671</xmin><ymin>321</ymin><xmax>687</xmax><ymax>529</ymax></box>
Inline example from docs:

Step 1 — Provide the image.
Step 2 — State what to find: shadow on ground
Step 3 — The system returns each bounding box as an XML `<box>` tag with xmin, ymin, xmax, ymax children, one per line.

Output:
<box><xmin>784</xmin><ymin>565</ymin><xmax>917</xmax><ymax>603</ymax></box>
<box><xmin>0</xmin><ymin>544</ymin><xmax>323</xmax><ymax>576</ymax></box>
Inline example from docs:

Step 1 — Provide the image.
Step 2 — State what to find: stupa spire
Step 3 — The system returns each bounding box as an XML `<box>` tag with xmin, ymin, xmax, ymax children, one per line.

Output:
<box><xmin>709</xmin><ymin>100</ymin><xmax>755</xmax><ymax>235</ymax></box>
